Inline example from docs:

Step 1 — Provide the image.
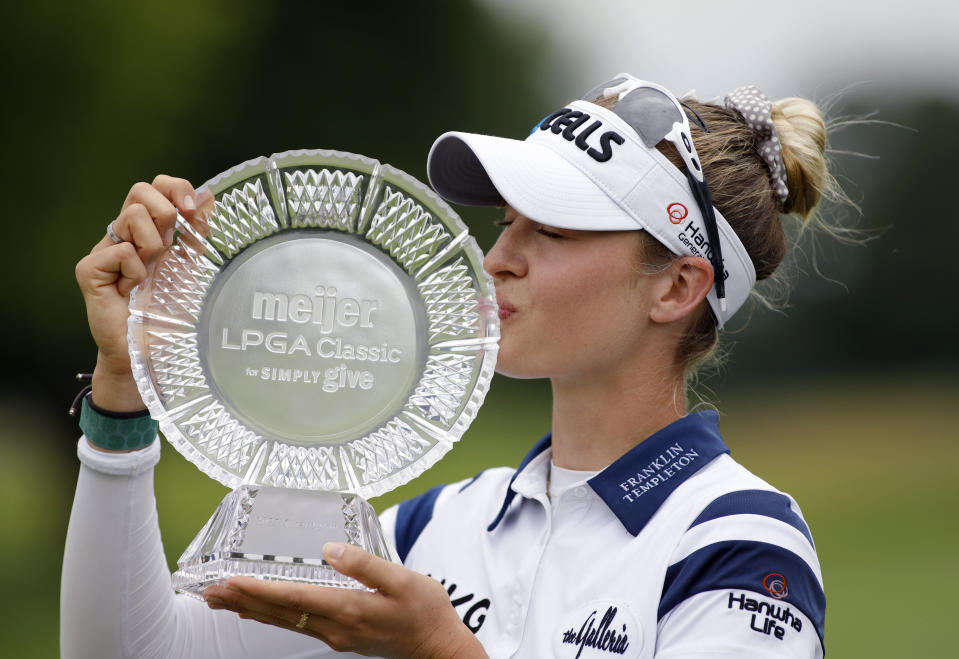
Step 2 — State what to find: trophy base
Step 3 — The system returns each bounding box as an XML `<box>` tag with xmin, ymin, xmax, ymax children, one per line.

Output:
<box><xmin>173</xmin><ymin>485</ymin><xmax>394</xmax><ymax>598</ymax></box>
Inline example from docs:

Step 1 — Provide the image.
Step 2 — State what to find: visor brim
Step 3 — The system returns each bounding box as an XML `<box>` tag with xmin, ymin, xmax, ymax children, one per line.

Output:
<box><xmin>427</xmin><ymin>131</ymin><xmax>640</xmax><ymax>231</ymax></box>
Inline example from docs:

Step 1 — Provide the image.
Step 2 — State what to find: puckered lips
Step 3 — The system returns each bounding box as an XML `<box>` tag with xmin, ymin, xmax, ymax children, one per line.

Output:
<box><xmin>496</xmin><ymin>294</ymin><xmax>517</xmax><ymax>321</ymax></box>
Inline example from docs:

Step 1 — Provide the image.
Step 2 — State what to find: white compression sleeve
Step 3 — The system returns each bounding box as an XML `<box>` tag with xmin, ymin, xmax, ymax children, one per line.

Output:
<box><xmin>60</xmin><ymin>437</ymin><xmax>352</xmax><ymax>659</ymax></box>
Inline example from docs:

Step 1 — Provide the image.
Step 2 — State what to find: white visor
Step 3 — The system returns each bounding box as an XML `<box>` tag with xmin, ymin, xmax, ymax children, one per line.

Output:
<box><xmin>427</xmin><ymin>100</ymin><xmax>756</xmax><ymax>327</ymax></box>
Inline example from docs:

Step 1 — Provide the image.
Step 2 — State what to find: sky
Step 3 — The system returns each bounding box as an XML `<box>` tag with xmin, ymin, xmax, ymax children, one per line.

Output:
<box><xmin>481</xmin><ymin>0</ymin><xmax>959</xmax><ymax>105</ymax></box>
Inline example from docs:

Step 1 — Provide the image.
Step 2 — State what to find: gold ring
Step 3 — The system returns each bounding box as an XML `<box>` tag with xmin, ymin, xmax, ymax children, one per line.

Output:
<box><xmin>295</xmin><ymin>611</ymin><xmax>310</xmax><ymax>629</ymax></box>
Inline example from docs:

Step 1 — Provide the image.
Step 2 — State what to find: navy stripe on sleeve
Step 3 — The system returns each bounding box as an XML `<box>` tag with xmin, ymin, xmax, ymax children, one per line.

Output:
<box><xmin>690</xmin><ymin>489</ymin><xmax>814</xmax><ymax>548</ymax></box>
<box><xmin>659</xmin><ymin>540</ymin><xmax>826</xmax><ymax>648</ymax></box>
<box><xmin>394</xmin><ymin>484</ymin><xmax>445</xmax><ymax>563</ymax></box>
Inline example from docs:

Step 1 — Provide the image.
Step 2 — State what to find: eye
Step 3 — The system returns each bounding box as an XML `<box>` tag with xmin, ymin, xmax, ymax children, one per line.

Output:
<box><xmin>493</xmin><ymin>218</ymin><xmax>564</xmax><ymax>239</ymax></box>
<box><xmin>536</xmin><ymin>226</ymin><xmax>564</xmax><ymax>239</ymax></box>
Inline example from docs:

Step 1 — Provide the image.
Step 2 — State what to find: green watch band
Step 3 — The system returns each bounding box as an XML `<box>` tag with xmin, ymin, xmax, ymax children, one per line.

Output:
<box><xmin>78</xmin><ymin>394</ymin><xmax>158</xmax><ymax>451</ymax></box>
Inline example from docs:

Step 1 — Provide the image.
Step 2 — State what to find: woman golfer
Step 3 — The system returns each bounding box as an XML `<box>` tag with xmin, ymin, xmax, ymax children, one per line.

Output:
<box><xmin>64</xmin><ymin>74</ymin><xmax>831</xmax><ymax>658</ymax></box>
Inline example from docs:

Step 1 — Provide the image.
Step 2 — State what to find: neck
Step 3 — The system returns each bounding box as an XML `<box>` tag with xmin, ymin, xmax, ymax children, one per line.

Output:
<box><xmin>549</xmin><ymin>353</ymin><xmax>685</xmax><ymax>470</ymax></box>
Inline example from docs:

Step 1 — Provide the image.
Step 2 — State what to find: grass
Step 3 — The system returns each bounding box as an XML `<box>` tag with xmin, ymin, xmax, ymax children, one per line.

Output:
<box><xmin>1</xmin><ymin>375</ymin><xmax>955</xmax><ymax>657</ymax></box>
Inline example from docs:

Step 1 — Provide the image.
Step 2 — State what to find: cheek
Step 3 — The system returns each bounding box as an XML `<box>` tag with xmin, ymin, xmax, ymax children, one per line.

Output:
<box><xmin>542</xmin><ymin>256</ymin><xmax>646</xmax><ymax>329</ymax></box>
<box><xmin>557</xmin><ymin>284</ymin><xmax>647</xmax><ymax>349</ymax></box>
<box><xmin>498</xmin><ymin>269</ymin><xmax>649</xmax><ymax>377</ymax></box>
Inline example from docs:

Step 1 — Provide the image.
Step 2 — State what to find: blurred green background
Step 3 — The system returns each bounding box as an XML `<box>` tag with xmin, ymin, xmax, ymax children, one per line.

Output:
<box><xmin>1</xmin><ymin>1</ymin><xmax>956</xmax><ymax>657</ymax></box>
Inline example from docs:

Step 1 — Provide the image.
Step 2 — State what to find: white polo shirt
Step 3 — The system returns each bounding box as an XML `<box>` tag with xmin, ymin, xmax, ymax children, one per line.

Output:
<box><xmin>380</xmin><ymin>411</ymin><xmax>825</xmax><ymax>659</ymax></box>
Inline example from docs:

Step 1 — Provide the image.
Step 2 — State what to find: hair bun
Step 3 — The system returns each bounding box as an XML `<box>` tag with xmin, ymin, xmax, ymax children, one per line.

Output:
<box><xmin>770</xmin><ymin>98</ymin><xmax>828</xmax><ymax>221</ymax></box>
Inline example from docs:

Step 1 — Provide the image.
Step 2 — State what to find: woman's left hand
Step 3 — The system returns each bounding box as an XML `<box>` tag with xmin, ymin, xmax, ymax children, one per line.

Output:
<box><xmin>203</xmin><ymin>542</ymin><xmax>488</xmax><ymax>658</ymax></box>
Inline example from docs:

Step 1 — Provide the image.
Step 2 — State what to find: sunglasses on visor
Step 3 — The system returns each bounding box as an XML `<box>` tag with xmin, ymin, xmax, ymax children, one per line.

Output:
<box><xmin>582</xmin><ymin>75</ymin><xmax>727</xmax><ymax>311</ymax></box>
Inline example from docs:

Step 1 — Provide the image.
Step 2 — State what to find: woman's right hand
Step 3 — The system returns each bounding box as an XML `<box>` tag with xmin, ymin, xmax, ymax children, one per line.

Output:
<box><xmin>75</xmin><ymin>175</ymin><xmax>211</xmax><ymax>413</ymax></box>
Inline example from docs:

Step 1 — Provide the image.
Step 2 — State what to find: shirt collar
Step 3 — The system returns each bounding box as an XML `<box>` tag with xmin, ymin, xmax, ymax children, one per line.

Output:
<box><xmin>486</xmin><ymin>433</ymin><xmax>552</xmax><ymax>532</ymax></box>
<box><xmin>487</xmin><ymin>411</ymin><xmax>729</xmax><ymax>536</ymax></box>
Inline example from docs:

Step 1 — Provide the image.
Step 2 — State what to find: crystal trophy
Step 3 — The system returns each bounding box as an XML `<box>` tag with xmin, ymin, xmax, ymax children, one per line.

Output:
<box><xmin>127</xmin><ymin>149</ymin><xmax>499</xmax><ymax>596</ymax></box>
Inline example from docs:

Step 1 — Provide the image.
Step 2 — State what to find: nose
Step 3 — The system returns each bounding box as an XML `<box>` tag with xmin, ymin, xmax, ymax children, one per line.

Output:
<box><xmin>483</xmin><ymin>224</ymin><xmax>527</xmax><ymax>280</ymax></box>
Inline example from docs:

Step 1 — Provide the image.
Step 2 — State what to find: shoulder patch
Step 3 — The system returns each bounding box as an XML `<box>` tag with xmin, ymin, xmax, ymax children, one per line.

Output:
<box><xmin>659</xmin><ymin>540</ymin><xmax>826</xmax><ymax>648</ymax></box>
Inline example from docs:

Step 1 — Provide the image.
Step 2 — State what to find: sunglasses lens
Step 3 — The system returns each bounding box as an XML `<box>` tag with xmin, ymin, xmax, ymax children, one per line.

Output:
<box><xmin>580</xmin><ymin>77</ymin><xmax>628</xmax><ymax>104</ymax></box>
<box><xmin>612</xmin><ymin>87</ymin><xmax>681</xmax><ymax>149</ymax></box>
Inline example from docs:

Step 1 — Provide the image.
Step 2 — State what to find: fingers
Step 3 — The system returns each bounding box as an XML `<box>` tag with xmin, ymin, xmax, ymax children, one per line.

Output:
<box><xmin>204</xmin><ymin>580</ymin><xmax>371</xmax><ymax>653</ymax></box>
<box><xmin>323</xmin><ymin>542</ymin><xmax>403</xmax><ymax>593</ymax></box>
<box><xmin>211</xmin><ymin>576</ymin><xmax>356</xmax><ymax>618</ymax></box>
<box><xmin>206</xmin><ymin>587</ymin><xmax>356</xmax><ymax>652</ymax></box>
<box><xmin>122</xmin><ymin>175</ymin><xmax>197</xmax><ymax>218</ymax></box>
<box><xmin>120</xmin><ymin>180</ymin><xmax>181</xmax><ymax>240</ymax></box>
<box><xmin>205</xmin><ymin>580</ymin><xmax>311</xmax><ymax>625</ymax></box>
<box><xmin>204</xmin><ymin>579</ymin><xmax>357</xmax><ymax>646</ymax></box>
<box><xmin>108</xmin><ymin>203</ymin><xmax>165</xmax><ymax>261</ymax></box>
<box><xmin>76</xmin><ymin>242</ymin><xmax>147</xmax><ymax>299</ymax></box>
<box><xmin>174</xmin><ymin>187</ymin><xmax>214</xmax><ymax>252</ymax></box>
<box><xmin>207</xmin><ymin>594</ymin><xmax>316</xmax><ymax>637</ymax></box>
<box><xmin>96</xmin><ymin>177</ymin><xmax>212</xmax><ymax>264</ymax></box>
<box><xmin>117</xmin><ymin>175</ymin><xmax>207</xmax><ymax>238</ymax></box>
<box><xmin>208</xmin><ymin>544</ymin><xmax>401</xmax><ymax>605</ymax></box>
<box><xmin>151</xmin><ymin>175</ymin><xmax>215</xmax><ymax>241</ymax></box>
<box><xmin>203</xmin><ymin>564</ymin><xmax>481</xmax><ymax>658</ymax></box>
<box><xmin>115</xmin><ymin>243</ymin><xmax>149</xmax><ymax>296</ymax></box>
<box><xmin>195</xmin><ymin>187</ymin><xmax>214</xmax><ymax>211</ymax></box>
<box><xmin>151</xmin><ymin>174</ymin><xmax>198</xmax><ymax>213</ymax></box>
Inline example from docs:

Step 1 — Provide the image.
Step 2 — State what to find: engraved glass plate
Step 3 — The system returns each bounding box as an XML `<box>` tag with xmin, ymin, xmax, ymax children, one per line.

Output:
<box><xmin>127</xmin><ymin>149</ymin><xmax>498</xmax><ymax>594</ymax></box>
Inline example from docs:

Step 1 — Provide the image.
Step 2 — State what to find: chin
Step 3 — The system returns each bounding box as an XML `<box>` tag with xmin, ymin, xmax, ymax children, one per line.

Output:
<box><xmin>494</xmin><ymin>364</ymin><xmax>545</xmax><ymax>380</ymax></box>
<box><xmin>492</xmin><ymin>343</ymin><xmax>554</xmax><ymax>380</ymax></box>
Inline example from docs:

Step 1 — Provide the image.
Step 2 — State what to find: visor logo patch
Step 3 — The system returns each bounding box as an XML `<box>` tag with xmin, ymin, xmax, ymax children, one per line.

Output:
<box><xmin>667</xmin><ymin>203</ymin><xmax>688</xmax><ymax>224</ymax></box>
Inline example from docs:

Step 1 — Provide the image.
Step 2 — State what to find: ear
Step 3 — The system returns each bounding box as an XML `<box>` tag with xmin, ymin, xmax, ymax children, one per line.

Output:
<box><xmin>648</xmin><ymin>256</ymin><xmax>714</xmax><ymax>325</ymax></box>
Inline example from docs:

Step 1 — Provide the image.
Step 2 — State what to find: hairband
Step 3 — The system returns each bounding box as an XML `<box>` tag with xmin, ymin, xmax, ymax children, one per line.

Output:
<box><xmin>724</xmin><ymin>86</ymin><xmax>789</xmax><ymax>205</ymax></box>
